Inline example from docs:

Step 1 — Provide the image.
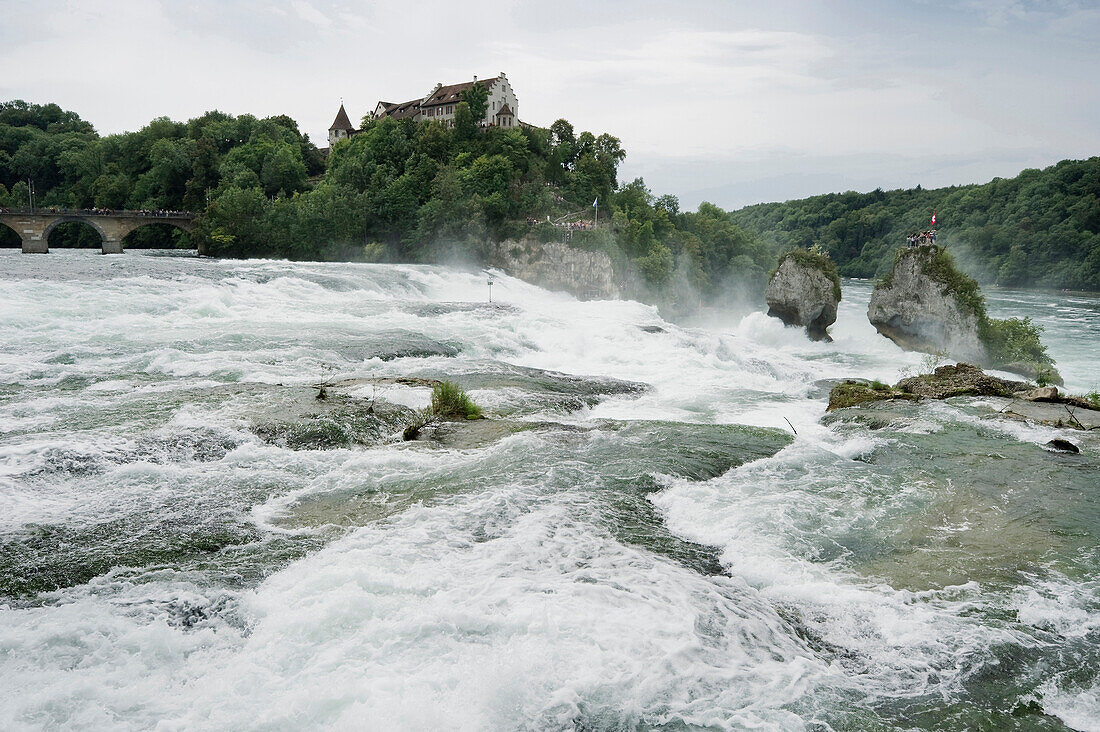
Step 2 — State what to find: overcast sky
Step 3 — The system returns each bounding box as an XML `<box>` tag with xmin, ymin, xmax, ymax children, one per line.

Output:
<box><xmin>2</xmin><ymin>0</ymin><xmax>1098</xmax><ymax>209</ymax></box>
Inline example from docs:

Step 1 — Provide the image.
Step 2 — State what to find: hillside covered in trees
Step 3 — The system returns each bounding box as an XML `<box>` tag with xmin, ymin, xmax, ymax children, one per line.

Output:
<box><xmin>4</xmin><ymin>99</ymin><xmax>1097</xmax><ymax>294</ymax></box>
<box><xmin>728</xmin><ymin>158</ymin><xmax>1100</xmax><ymax>291</ymax></box>
<box><xmin>0</xmin><ymin>98</ymin><xmax>770</xmax><ymax>298</ymax></box>
<box><xmin>0</xmin><ymin>100</ymin><xmax>325</xmax><ymax>248</ymax></box>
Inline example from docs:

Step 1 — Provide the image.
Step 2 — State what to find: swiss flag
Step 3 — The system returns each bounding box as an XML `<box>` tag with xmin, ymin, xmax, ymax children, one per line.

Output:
<box><xmin>931</xmin><ymin>212</ymin><xmax>937</xmax><ymax>227</ymax></box>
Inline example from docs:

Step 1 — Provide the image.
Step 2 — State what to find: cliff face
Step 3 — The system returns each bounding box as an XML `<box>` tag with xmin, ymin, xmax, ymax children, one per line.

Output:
<box><xmin>492</xmin><ymin>238</ymin><xmax>620</xmax><ymax>300</ymax></box>
<box><xmin>868</xmin><ymin>247</ymin><xmax>987</xmax><ymax>363</ymax></box>
<box><xmin>764</xmin><ymin>253</ymin><xmax>840</xmax><ymax>341</ymax></box>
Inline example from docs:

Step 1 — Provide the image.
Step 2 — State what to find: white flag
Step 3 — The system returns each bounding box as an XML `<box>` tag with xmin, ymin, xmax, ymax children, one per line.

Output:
<box><xmin>592</xmin><ymin>198</ymin><xmax>598</xmax><ymax>207</ymax></box>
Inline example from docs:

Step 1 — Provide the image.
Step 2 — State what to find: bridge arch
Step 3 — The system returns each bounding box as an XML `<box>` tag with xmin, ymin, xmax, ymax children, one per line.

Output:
<box><xmin>41</xmin><ymin>215</ymin><xmax>109</xmax><ymax>242</ymax></box>
<box><xmin>118</xmin><ymin>218</ymin><xmax>196</xmax><ymax>239</ymax></box>
<box><xmin>121</xmin><ymin>220</ymin><xmax>196</xmax><ymax>250</ymax></box>
<box><xmin>0</xmin><ymin>218</ymin><xmax>22</xmax><ymax>247</ymax></box>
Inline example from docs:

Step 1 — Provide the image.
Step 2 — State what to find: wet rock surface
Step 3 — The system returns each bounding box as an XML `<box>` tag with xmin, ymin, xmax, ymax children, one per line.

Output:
<box><xmin>1045</xmin><ymin>438</ymin><xmax>1081</xmax><ymax>454</ymax></box>
<box><xmin>251</xmin><ymin>391</ymin><xmax>415</xmax><ymax>449</ymax></box>
<box><xmin>896</xmin><ymin>363</ymin><xmax>1029</xmax><ymax>399</ymax></box>
<box><xmin>827</xmin><ymin>363</ymin><xmax>1100</xmax><ymax>430</ymax></box>
<box><xmin>492</xmin><ymin>237</ymin><xmax>620</xmax><ymax>300</ymax></box>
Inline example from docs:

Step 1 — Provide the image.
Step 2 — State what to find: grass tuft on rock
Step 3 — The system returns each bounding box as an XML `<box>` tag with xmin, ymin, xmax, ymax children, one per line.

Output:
<box><xmin>431</xmin><ymin>380</ymin><xmax>483</xmax><ymax>420</ymax></box>
<box><xmin>404</xmin><ymin>380</ymin><xmax>484</xmax><ymax>440</ymax></box>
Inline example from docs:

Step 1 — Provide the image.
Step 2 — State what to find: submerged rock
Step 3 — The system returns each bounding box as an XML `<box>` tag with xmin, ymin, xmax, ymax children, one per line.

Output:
<box><xmin>997</xmin><ymin>399</ymin><xmax>1100</xmax><ymax>430</ymax></box>
<box><xmin>764</xmin><ymin>249</ymin><xmax>841</xmax><ymax>341</ymax></box>
<box><xmin>252</xmin><ymin>391</ymin><xmax>415</xmax><ymax>449</ymax></box>
<box><xmin>868</xmin><ymin>246</ymin><xmax>987</xmax><ymax>363</ymax></box>
<box><xmin>1045</xmin><ymin>438</ymin><xmax>1080</xmax><ymax>454</ymax></box>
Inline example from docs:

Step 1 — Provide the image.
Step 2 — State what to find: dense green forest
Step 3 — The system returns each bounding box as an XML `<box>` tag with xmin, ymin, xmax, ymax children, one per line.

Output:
<box><xmin>0</xmin><ymin>100</ymin><xmax>325</xmax><ymax>249</ymax></box>
<box><xmin>728</xmin><ymin>158</ymin><xmax>1100</xmax><ymax>291</ymax></box>
<box><xmin>0</xmin><ymin>98</ymin><xmax>771</xmax><ymax>298</ymax></box>
<box><xmin>3</xmin><ymin>99</ymin><xmax>1097</xmax><ymax>294</ymax></box>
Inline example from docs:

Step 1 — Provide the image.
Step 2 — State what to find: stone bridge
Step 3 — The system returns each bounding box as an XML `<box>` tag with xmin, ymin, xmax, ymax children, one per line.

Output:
<box><xmin>0</xmin><ymin>208</ymin><xmax>197</xmax><ymax>254</ymax></box>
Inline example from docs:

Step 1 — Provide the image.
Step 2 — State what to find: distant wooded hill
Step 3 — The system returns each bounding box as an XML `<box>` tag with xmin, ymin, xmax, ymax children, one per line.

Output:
<box><xmin>727</xmin><ymin>157</ymin><xmax>1100</xmax><ymax>291</ymax></box>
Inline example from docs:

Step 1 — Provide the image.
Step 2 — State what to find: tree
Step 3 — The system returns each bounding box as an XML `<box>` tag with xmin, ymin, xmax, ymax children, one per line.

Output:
<box><xmin>461</xmin><ymin>82</ymin><xmax>489</xmax><ymax>123</ymax></box>
<box><xmin>198</xmin><ymin>186</ymin><xmax>271</xmax><ymax>256</ymax></box>
<box><xmin>260</xmin><ymin>142</ymin><xmax>307</xmax><ymax>198</ymax></box>
<box><xmin>636</xmin><ymin>243</ymin><xmax>675</xmax><ymax>287</ymax></box>
<box><xmin>452</xmin><ymin>102</ymin><xmax>477</xmax><ymax>141</ymax></box>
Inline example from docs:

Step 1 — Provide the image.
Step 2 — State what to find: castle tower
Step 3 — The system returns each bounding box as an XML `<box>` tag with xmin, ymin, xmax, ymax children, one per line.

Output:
<box><xmin>328</xmin><ymin>104</ymin><xmax>355</xmax><ymax>147</ymax></box>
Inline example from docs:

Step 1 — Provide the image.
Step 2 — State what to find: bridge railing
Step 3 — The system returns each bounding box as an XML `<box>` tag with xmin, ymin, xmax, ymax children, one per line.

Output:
<box><xmin>0</xmin><ymin>207</ymin><xmax>195</xmax><ymax>218</ymax></box>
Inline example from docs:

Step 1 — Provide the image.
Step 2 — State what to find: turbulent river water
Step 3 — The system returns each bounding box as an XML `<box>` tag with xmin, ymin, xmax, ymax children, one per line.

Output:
<box><xmin>1</xmin><ymin>249</ymin><xmax>1098</xmax><ymax>731</ymax></box>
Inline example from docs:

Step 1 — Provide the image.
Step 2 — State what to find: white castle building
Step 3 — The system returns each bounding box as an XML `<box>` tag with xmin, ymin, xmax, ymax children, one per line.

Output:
<box><xmin>328</xmin><ymin>72</ymin><xmax>520</xmax><ymax>147</ymax></box>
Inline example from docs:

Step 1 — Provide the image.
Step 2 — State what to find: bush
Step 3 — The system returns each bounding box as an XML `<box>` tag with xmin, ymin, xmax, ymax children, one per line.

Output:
<box><xmin>430</xmin><ymin>380</ymin><xmax>483</xmax><ymax>420</ymax></box>
<box><xmin>979</xmin><ymin>315</ymin><xmax>1053</xmax><ymax>368</ymax></box>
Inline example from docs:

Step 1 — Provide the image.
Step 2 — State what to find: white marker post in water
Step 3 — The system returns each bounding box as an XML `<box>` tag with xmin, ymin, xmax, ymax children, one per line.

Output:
<box><xmin>487</xmin><ymin>277</ymin><xmax>494</xmax><ymax>303</ymax></box>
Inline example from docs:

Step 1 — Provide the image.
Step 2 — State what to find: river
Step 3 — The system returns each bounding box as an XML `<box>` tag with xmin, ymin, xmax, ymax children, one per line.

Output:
<box><xmin>1</xmin><ymin>250</ymin><xmax>1098</xmax><ymax>730</ymax></box>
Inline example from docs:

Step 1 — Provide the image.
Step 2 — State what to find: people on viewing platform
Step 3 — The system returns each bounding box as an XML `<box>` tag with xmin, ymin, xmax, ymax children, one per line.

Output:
<box><xmin>0</xmin><ymin>207</ymin><xmax>191</xmax><ymax>217</ymax></box>
<box><xmin>524</xmin><ymin>218</ymin><xmax>598</xmax><ymax>230</ymax></box>
<box><xmin>906</xmin><ymin>230</ymin><xmax>937</xmax><ymax>247</ymax></box>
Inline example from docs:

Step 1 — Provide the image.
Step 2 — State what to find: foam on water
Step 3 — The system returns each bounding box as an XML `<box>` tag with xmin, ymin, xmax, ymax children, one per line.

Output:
<box><xmin>1</xmin><ymin>251</ymin><xmax>1098</xmax><ymax>729</ymax></box>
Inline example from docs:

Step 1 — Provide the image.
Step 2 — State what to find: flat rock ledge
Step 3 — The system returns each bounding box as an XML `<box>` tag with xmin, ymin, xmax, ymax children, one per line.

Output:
<box><xmin>826</xmin><ymin>363</ymin><xmax>1100</xmax><ymax>430</ymax></box>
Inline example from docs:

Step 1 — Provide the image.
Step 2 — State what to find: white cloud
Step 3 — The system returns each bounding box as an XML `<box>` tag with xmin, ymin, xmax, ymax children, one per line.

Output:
<box><xmin>291</xmin><ymin>0</ymin><xmax>332</xmax><ymax>27</ymax></box>
<box><xmin>0</xmin><ymin>0</ymin><xmax>1096</xmax><ymax>208</ymax></box>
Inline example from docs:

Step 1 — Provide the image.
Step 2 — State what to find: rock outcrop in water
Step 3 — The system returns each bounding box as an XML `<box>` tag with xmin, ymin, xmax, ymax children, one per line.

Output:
<box><xmin>868</xmin><ymin>246</ymin><xmax>987</xmax><ymax>363</ymax></box>
<box><xmin>868</xmin><ymin>245</ymin><xmax>1060</xmax><ymax>383</ymax></box>
<box><xmin>828</xmin><ymin>363</ymin><xmax>1027</xmax><ymax>411</ymax></box>
<box><xmin>764</xmin><ymin>248</ymin><xmax>841</xmax><ymax>341</ymax></box>
<box><xmin>826</xmin><ymin>363</ymin><xmax>1100</xmax><ymax>431</ymax></box>
<box><xmin>894</xmin><ymin>362</ymin><xmax>1029</xmax><ymax>399</ymax></box>
<box><xmin>492</xmin><ymin>236</ymin><xmax>619</xmax><ymax>300</ymax></box>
